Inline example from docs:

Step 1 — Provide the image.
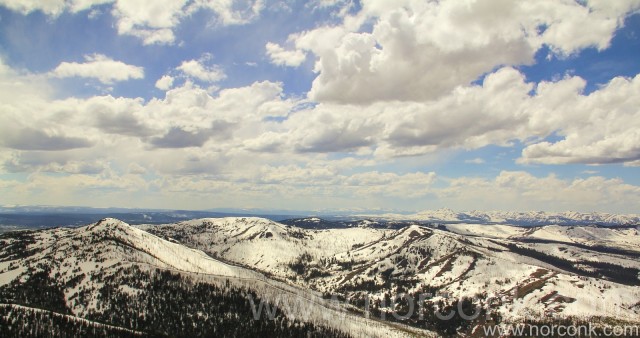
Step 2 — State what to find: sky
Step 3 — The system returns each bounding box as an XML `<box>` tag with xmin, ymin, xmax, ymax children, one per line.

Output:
<box><xmin>0</xmin><ymin>0</ymin><xmax>639</xmax><ymax>214</ymax></box>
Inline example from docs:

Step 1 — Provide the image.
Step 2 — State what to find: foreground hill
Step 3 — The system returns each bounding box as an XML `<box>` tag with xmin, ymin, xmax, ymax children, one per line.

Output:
<box><xmin>2</xmin><ymin>216</ymin><xmax>639</xmax><ymax>336</ymax></box>
<box><xmin>143</xmin><ymin>217</ymin><xmax>640</xmax><ymax>336</ymax></box>
<box><xmin>0</xmin><ymin>218</ymin><xmax>433</xmax><ymax>337</ymax></box>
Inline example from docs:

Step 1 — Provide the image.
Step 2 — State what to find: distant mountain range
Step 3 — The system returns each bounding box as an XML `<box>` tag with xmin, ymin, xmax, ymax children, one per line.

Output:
<box><xmin>1</xmin><ymin>205</ymin><xmax>638</xmax><ymax>231</ymax></box>
<box><xmin>0</xmin><ymin>205</ymin><xmax>302</xmax><ymax>230</ymax></box>
<box><xmin>365</xmin><ymin>208</ymin><xmax>640</xmax><ymax>226</ymax></box>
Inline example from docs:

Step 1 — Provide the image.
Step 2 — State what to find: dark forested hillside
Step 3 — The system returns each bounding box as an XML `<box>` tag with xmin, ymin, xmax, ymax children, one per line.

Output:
<box><xmin>0</xmin><ymin>265</ymin><xmax>349</xmax><ymax>337</ymax></box>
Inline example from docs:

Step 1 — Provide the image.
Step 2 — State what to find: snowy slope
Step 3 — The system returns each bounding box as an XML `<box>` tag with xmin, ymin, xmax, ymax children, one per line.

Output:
<box><xmin>3</xmin><ymin>216</ymin><xmax>638</xmax><ymax>337</ymax></box>
<box><xmin>142</xmin><ymin>217</ymin><xmax>640</xmax><ymax>330</ymax></box>
<box><xmin>0</xmin><ymin>218</ymin><xmax>434</xmax><ymax>337</ymax></box>
<box><xmin>444</xmin><ymin>223</ymin><xmax>527</xmax><ymax>239</ymax></box>
<box><xmin>84</xmin><ymin>218</ymin><xmax>258</xmax><ymax>277</ymax></box>
<box><xmin>520</xmin><ymin>225</ymin><xmax>640</xmax><ymax>251</ymax></box>
<box><xmin>139</xmin><ymin>217</ymin><xmax>389</xmax><ymax>278</ymax></box>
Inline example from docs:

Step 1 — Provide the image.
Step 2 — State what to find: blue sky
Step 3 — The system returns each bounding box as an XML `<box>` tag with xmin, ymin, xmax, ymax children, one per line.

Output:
<box><xmin>0</xmin><ymin>0</ymin><xmax>639</xmax><ymax>213</ymax></box>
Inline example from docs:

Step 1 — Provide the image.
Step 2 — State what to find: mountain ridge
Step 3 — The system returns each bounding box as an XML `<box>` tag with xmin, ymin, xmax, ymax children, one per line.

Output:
<box><xmin>141</xmin><ymin>216</ymin><xmax>640</xmax><ymax>330</ymax></box>
<box><xmin>364</xmin><ymin>208</ymin><xmax>640</xmax><ymax>226</ymax></box>
<box><xmin>0</xmin><ymin>217</ymin><xmax>437</xmax><ymax>337</ymax></box>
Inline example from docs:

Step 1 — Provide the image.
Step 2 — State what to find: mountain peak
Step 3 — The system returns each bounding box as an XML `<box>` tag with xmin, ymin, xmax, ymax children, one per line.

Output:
<box><xmin>86</xmin><ymin>217</ymin><xmax>132</xmax><ymax>233</ymax></box>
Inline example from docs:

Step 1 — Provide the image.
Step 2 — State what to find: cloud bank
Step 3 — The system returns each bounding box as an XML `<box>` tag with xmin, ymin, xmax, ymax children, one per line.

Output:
<box><xmin>1</xmin><ymin>0</ymin><xmax>639</xmax><ymax>212</ymax></box>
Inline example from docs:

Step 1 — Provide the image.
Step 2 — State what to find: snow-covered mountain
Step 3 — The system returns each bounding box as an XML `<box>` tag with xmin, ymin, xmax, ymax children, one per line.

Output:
<box><xmin>0</xmin><ymin>218</ymin><xmax>434</xmax><ymax>337</ymax></box>
<box><xmin>142</xmin><ymin>217</ymin><xmax>640</xmax><ymax>335</ymax></box>
<box><xmin>139</xmin><ymin>217</ymin><xmax>391</xmax><ymax>279</ymax></box>
<box><xmin>371</xmin><ymin>208</ymin><xmax>640</xmax><ymax>226</ymax></box>
<box><xmin>2</xmin><ymin>216</ymin><xmax>639</xmax><ymax>336</ymax></box>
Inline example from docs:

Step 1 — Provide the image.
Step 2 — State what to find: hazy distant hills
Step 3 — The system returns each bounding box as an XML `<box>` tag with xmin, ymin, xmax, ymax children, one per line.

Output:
<box><xmin>1</xmin><ymin>206</ymin><xmax>638</xmax><ymax>232</ymax></box>
<box><xmin>0</xmin><ymin>205</ymin><xmax>302</xmax><ymax>231</ymax></box>
<box><xmin>363</xmin><ymin>208</ymin><xmax>640</xmax><ymax>226</ymax></box>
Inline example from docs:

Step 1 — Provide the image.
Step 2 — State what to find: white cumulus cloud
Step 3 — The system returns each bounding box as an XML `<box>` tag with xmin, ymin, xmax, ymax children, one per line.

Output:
<box><xmin>177</xmin><ymin>58</ymin><xmax>226</xmax><ymax>83</ymax></box>
<box><xmin>51</xmin><ymin>54</ymin><xmax>144</xmax><ymax>84</ymax></box>
<box><xmin>289</xmin><ymin>0</ymin><xmax>640</xmax><ymax>104</ymax></box>
<box><xmin>265</xmin><ymin>42</ymin><xmax>307</xmax><ymax>67</ymax></box>
<box><xmin>0</xmin><ymin>0</ymin><xmax>112</xmax><ymax>16</ymax></box>
<box><xmin>0</xmin><ymin>0</ymin><xmax>265</xmax><ymax>45</ymax></box>
<box><xmin>155</xmin><ymin>75</ymin><xmax>175</xmax><ymax>91</ymax></box>
<box><xmin>519</xmin><ymin>74</ymin><xmax>640</xmax><ymax>165</ymax></box>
